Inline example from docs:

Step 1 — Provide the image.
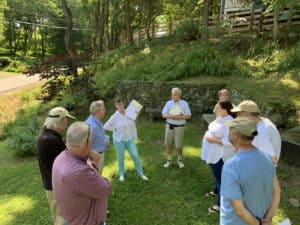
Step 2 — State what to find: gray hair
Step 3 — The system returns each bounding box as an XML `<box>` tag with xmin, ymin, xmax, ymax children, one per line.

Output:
<box><xmin>66</xmin><ymin>122</ymin><xmax>91</xmax><ymax>148</ymax></box>
<box><xmin>89</xmin><ymin>100</ymin><xmax>105</xmax><ymax>115</ymax></box>
<box><xmin>172</xmin><ymin>87</ymin><xmax>182</xmax><ymax>95</ymax></box>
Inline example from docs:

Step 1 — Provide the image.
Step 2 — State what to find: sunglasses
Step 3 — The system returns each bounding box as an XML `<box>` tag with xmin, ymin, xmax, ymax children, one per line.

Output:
<box><xmin>86</xmin><ymin>124</ymin><xmax>91</xmax><ymax>144</ymax></box>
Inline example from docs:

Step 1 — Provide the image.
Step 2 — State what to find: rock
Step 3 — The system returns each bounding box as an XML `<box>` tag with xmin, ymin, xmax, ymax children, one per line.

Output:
<box><xmin>281</xmin><ymin>126</ymin><xmax>300</xmax><ymax>143</ymax></box>
<box><xmin>288</xmin><ymin>198</ymin><xmax>300</xmax><ymax>207</ymax></box>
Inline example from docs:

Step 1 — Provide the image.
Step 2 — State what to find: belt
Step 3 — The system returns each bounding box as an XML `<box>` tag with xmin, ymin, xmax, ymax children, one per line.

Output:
<box><xmin>167</xmin><ymin>123</ymin><xmax>185</xmax><ymax>128</ymax></box>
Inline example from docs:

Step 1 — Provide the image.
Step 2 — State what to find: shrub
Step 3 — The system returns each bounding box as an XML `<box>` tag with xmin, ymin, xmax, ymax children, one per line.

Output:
<box><xmin>172</xmin><ymin>21</ymin><xmax>201</xmax><ymax>41</ymax></box>
<box><xmin>5</xmin><ymin>109</ymin><xmax>40</xmax><ymax>156</ymax></box>
<box><xmin>0</xmin><ymin>56</ymin><xmax>12</xmax><ymax>68</ymax></box>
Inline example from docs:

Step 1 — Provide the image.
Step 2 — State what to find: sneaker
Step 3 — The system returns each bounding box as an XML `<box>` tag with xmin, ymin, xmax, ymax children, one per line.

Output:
<box><xmin>163</xmin><ymin>160</ymin><xmax>172</xmax><ymax>168</ymax></box>
<box><xmin>140</xmin><ymin>174</ymin><xmax>149</xmax><ymax>181</ymax></box>
<box><xmin>177</xmin><ymin>160</ymin><xmax>185</xmax><ymax>168</ymax></box>
<box><xmin>119</xmin><ymin>175</ymin><xmax>124</xmax><ymax>181</ymax></box>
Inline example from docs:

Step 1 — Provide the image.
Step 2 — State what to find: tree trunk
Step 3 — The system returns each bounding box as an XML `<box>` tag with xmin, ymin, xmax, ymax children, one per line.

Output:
<box><xmin>257</xmin><ymin>4</ymin><xmax>269</xmax><ymax>37</ymax></box>
<box><xmin>62</xmin><ymin>0</ymin><xmax>78</xmax><ymax>77</ymax></box>
<box><xmin>124</xmin><ymin>0</ymin><xmax>134</xmax><ymax>45</ymax></box>
<box><xmin>250</xmin><ymin>1</ymin><xmax>255</xmax><ymax>33</ymax></box>
<box><xmin>202</xmin><ymin>0</ymin><xmax>210</xmax><ymax>41</ymax></box>
<box><xmin>273</xmin><ymin>7</ymin><xmax>279</xmax><ymax>40</ymax></box>
<box><xmin>285</xmin><ymin>5</ymin><xmax>293</xmax><ymax>36</ymax></box>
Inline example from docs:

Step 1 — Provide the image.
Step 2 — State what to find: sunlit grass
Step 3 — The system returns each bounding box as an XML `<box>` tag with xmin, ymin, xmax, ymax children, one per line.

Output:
<box><xmin>0</xmin><ymin>196</ymin><xmax>34</xmax><ymax>225</ymax></box>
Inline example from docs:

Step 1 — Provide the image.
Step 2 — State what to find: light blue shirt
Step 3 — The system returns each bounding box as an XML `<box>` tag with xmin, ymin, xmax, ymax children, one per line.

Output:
<box><xmin>220</xmin><ymin>148</ymin><xmax>274</xmax><ymax>225</ymax></box>
<box><xmin>162</xmin><ymin>99</ymin><xmax>191</xmax><ymax>125</ymax></box>
<box><xmin>86</xmin><ymin>115</ymin><xmax>109</xmax><ymax>153</ymax></box>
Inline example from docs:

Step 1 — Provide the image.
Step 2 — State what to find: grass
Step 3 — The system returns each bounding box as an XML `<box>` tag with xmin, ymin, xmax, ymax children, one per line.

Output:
<box><xmin>0</xmin><ymin>114</ymin><xmax>299</xmax><ymax>225</ymax></box>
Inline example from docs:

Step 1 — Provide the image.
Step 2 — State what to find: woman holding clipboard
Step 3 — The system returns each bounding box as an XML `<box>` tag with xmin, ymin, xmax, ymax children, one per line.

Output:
<box><xmin>104</xmin><ymin>97</ymin><xmax>148</xmax><ymax>182</ymax></box>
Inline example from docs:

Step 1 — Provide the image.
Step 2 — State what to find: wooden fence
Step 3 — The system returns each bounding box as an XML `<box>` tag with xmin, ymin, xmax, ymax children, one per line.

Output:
<box><xmin>134</xmin><ymin>7</ymin><xmax>300</xmax><ymax>41</ymax></box>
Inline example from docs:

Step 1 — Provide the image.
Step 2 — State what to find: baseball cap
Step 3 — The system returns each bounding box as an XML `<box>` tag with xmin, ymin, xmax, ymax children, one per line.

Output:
<box><xmin>231</xmin><ymin>100</ymin><xmax>260</xmax><ymax>113</ymax></box>
<box><xmin>48</xmin><ymin>107</ymin><xmax>76</xmax><ymax>119</ymax></box>
<box><xmin>225</xmin><ymin>117</ymin><xmax>258</xmax><ymax>137</ymax></box>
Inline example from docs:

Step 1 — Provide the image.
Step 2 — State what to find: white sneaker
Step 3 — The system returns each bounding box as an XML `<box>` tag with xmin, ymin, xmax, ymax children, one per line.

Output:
<box><xmin>140</xmin><ymin>174</ymin><xmax>149</xmax><ymax>181</ymax></box>
<box><xmin>163</xmin><ymin>160</ymin><xmax>172</xmax><ymax>168</ymax></box>
<box><xmin>178</xmin><ymin>160</ymin><xmax>185</xmax><ymax>168</ymax></box>
<box><xmin>119</xmin><ymin>175</ymin><xmax>124</xmax><ymax>181</ymax></box>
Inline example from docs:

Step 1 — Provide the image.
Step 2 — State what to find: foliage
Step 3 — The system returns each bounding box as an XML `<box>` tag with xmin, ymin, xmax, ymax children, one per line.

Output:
<box><xmin>4</xmin><ymin>107</ymin><xmax>40</xmax><ymax>156</ymax></box>
<box><xmin>172</xmin><ymin>21</ymin><xmax>202</xmax><ymax>41</ymax></box>
<box><xmin>91</xmin><ymin>37</ymin><xmax>250</xmax><ymax>96</ymax></box>
<box><xmin>0</xmin><ymin>56</ymin><xmax>12</xmax><ymax>68</ymax></box>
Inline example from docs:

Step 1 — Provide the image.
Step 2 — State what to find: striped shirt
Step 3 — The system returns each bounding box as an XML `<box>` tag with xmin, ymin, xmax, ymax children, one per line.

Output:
<box><xmin>52</xmin><ymin>150</ymin><xmax>111</xmax><ymax>225</ymax></box>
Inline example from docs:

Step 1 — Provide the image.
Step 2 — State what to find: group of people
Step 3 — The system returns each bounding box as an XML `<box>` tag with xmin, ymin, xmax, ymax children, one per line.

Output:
<box><xmin>36</xmin><ymin>87</ymin><xmax>282</xmax><ymax>225</ymax></box>
<box><xmin>201</xmin><ymin>89</ymin><xmax>281</xmax><ymax>225</ymax></box>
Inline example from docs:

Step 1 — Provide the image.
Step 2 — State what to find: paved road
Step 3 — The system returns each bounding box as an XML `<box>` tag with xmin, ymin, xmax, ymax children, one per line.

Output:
<box><xmin>0</xmin><ymin>74</ymin><xmax>41</xmax><ymax>94</ymax></box>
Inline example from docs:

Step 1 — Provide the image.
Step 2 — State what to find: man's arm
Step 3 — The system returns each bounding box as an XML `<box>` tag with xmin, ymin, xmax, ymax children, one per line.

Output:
<box><xmin>231</xmin><ymin>199</ymin><xmax>261</xmax><ymax>225</ymax></box>
<box><xmin>263</xmin><ymin>174</ymin><xmax>281</xmax><ymax>222</ymax></box>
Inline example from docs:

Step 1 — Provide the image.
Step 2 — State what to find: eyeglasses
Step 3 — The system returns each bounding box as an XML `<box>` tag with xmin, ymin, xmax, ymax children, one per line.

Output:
<box><xmin>86</xmin><ymin>124</ymin><xmax>91</xmax><ymax>144</ymax></box>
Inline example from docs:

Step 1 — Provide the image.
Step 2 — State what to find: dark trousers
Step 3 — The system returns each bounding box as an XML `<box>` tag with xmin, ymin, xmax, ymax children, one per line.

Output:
<box><xmin>210</xmin><ymin>158</ymin><xmax>224</xmax><ymax>206</ymax></box>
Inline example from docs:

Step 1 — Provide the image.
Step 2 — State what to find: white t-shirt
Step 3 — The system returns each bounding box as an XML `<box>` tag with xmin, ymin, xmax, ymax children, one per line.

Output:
<box><xmin>252</xmin><ymin>118</ymin><xmax>281</xmax><ymax>162</ymax></box>
<box><xmin>201</xmin><ymin>115</ymin><xmax>235</xmax><ymax>164</ymax></box>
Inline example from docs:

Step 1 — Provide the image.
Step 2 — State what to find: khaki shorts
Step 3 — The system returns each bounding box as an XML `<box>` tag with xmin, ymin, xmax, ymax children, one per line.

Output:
<box><xmin>164</xmin><ymin>123</ymin><xmax>185</xmax><ymax>148</ymax></box>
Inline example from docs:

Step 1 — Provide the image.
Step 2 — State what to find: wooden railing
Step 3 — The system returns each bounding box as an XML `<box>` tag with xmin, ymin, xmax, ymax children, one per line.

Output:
<box><xmin>133</xmin><ymin>7</ymin><xmax>300</xmax><ymax>41</ymax></box>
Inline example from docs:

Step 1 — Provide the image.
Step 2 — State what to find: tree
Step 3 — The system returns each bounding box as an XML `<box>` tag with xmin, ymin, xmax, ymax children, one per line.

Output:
<box><xmin>124</xmin><ymin>0</ymin><xmax>134</xmax><ymax>45</ymax></box>
<box><xmin>62</xmin><ymin>0</ymin><xmax>78</xmax><ymax>77</ymax></box>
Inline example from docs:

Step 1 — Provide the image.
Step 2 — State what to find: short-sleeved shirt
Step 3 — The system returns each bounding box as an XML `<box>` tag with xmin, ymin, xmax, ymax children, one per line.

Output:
<box><xmin>253</xmin><ymin>119</ymin><xmax>281</xmax><ymax>161</ymax></box>
<box><xmin>52</xmin><ymin>150</ymin><xmax>111</xmax><ymax>225</ymax></box>
<box><xmin>86</xmin><ymin>115</ymin><xmax>109</xmax><ymax>153</ymax></box>
<box><xmin>37</xmin><ymin>128</ymin><xmax>66</xmax><ymax>190</ymax></box>
<box><xmin>201</xmin><ymin>115</ymin><xmax>235</xmax><ymax>164</ymax></box>
<box><xmin>220</xmin><ymin>148</ymin><xmax>274</xmax><ymax>225</ymax></box>
<box><xmin>162</xmin><ymin>99</ymin><xmax>191</xmax><ymax>125</ymax></box>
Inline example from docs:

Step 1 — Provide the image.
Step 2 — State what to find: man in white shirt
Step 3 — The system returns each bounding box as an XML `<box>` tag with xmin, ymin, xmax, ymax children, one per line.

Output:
<box><xmin>162</xmin><ymin>87</ymin><xmax>192</xmax><ymax>168</ymax></box>
<box><xmin>231</xmin><ymin>100</ymin><xmax>281</xmax><ymax>165</ymax></box>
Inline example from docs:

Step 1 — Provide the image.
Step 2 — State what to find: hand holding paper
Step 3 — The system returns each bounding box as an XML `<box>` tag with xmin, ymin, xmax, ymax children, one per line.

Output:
<box><xmin>125</xmin><ymin>100</ymin><xmax>143</xmax><ymax>120</ymax></box>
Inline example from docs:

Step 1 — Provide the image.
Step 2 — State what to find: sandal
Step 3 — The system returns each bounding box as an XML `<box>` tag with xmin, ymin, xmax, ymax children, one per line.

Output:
<box><xmin>208</xmin><ymin>205</ymin><xmax>220</xmax><ymax>213</ymax></box>
<box><xmin>205</xmin><ymin>191</ymin><xmax>218</xmax><ymax>197</ymax></box>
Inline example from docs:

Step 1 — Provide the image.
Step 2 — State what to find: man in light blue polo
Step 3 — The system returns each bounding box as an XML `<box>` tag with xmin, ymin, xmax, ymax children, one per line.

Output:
<box><xmin>86</xmin><ymin>100</ymin><xmax>109</xmax><ymax>174</ymax></box>
<box><xmin>221</xmin><ymin>117</ymin><xmax>279</xmax><ymax>225</ymax></box>
<box><xmin>162</xmin><ymin>87</ymin><xmax>191</xmax><ymax>168</ymax></box>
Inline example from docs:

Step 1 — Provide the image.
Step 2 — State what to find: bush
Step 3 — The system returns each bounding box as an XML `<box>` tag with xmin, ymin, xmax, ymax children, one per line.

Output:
<box><xmin>172</xmin><ymin>21</ymin><xmax>201</xmax><ymax>41</ymax></box>
<box><xmin>5</xmin><ymin>109</ymin><xmax>40</xmax><ymax>156</ymax></box>
<box><xmin>0</xmin><ymin>56</ymin><xmax>12</xmax><ymax>68</ymax></box>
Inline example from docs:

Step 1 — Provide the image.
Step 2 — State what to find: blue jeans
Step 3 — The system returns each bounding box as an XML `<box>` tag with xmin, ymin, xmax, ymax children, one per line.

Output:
<box><xmin>210</xmin><ymin>158</ymin><xmax>224</xmax><ymax>206</ymax></box>
<box><xmin>113</xmin><ymin>139</ymin><xmax>143</xmax><ymax>176</ymax></box>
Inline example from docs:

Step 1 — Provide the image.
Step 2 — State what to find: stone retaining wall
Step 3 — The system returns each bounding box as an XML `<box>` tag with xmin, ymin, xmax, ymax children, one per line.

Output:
<box><xmin>116</xmin><ymin>81</ymin><xmax>296</xmax><ymax>127</ymax></box>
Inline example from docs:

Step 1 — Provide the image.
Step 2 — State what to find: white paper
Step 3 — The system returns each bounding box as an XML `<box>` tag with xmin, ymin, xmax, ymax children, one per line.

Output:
<box><xmin>169</xmin><ymin>104</ymin><xmax>184</xmax><ymax>115</ymax></box>
<box><xmin>125</xmin><ymin>100</ymin><xmax>143</xmax><ymax>120</ymax></box>
<box><xmin>278</xmin><ymin>218</ymin><xmax>291</xmax><ymax>225</ymax></box>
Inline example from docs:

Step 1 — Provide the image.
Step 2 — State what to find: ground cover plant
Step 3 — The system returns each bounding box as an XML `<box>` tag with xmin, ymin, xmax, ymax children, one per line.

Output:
<box><xmin>0</xmin><ymin>112</ymin><xmax>299</xmax><ymax>225</ymax></box>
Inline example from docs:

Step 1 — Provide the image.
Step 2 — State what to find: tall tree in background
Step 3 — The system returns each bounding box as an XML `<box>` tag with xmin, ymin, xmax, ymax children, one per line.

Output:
<box><xmin>202</xmin><ymin>0</ymin><xmax>211</xmax><ymax>40</ymax></box>
<box><xmin>62</xmin><ymin>0</ymin><xmax>78</xmax><ymax>77</ymax></box>
<box><xmin>124</xmin><ymin>0</ymin><xmax>134</xmax><ymax>45</ymax></box>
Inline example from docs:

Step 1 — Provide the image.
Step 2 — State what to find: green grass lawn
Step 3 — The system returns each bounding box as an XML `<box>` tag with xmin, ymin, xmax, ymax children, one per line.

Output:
<box><xmin>0</xmin><ymin>115</ymin><xmax>299</xmax><ymax>225</ymax></box>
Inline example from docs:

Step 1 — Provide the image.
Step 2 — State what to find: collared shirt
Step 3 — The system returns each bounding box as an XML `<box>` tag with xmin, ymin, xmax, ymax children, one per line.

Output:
<box><xmin>220</xmin><ymin>148</ymin><xmax>274</xmax><ymax>225</ymax></box>
<box><xmin>52</xmin><ymin>150</ymin><xmax>111</xmax><ymax>225</ymax></box>
<box><xmin>201</xmin><ymin>115</ymin><xmax>235</xmax><ymax>164</ymax></box>
<box><xmin>103</xmin><ymin>111</ymin><xmax>137</xmax><ymax>142</ymax></box>
<box><xmin>37</xmin><ymin>128</ymin><xmax>66</xmax><ymax>190</ymax></box>
<box><xmin>162</xmin><ymin>99</ymin><xmax>191</xmax><ymax>125</ymax></box>
<box><xmin>86</xmin><ymin>115</ymin><xmax>109</xmax><ymax>153</ymax></box>
<box><xmin>253</xmin><ymin>118</ymin><xmax>281</xmax><ymax>162</ymax></box>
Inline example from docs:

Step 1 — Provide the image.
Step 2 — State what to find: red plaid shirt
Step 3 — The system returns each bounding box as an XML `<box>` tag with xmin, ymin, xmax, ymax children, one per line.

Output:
<box><xmin>52</xmin><ymin>150</ymin><xmax>111</xmax><ymax>225</ymax></box>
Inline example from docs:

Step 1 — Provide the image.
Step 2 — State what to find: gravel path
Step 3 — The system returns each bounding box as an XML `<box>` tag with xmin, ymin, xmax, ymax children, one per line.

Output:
<box><xmin>0</xmin><ymin>74</ymin><xmax>41</xmax><ymax>94</ymax></box>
